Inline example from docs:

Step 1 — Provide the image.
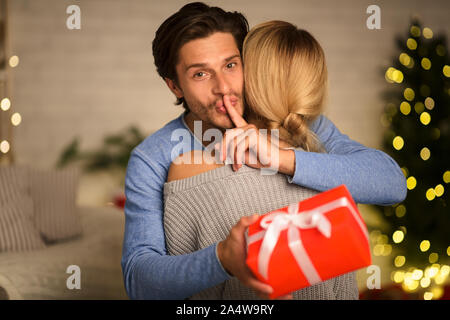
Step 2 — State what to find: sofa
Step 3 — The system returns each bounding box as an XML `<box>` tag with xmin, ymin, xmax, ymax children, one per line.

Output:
<box><xmin>0</xmin><ymin>165</ymin><xmax>128</xmax><ymax>300</ymax></box>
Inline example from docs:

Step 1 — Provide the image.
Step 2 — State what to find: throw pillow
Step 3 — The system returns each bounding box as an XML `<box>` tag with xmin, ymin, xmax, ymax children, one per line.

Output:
<box><xmin>0</xmin><ymin>195</ymin><xmax>46</xmax><ymax>252</ymax></box>
<box><xmin>28</xmin><ymin>166</ymin><xmax>83</xmax><ymax>243</ymax></box>
<box><xmin>0</xmin><ymin>165</ymin><xmax>30</xmax><ymax>204</ymax></box>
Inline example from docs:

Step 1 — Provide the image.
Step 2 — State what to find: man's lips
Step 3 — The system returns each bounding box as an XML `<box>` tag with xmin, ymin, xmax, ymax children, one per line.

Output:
<box><xmin>215</xmin><ymin>97</ymin><xmax>238</xmax><ymax>108</ymax></box>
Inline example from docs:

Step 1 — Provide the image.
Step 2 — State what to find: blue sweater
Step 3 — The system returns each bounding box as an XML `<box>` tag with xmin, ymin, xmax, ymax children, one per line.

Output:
<box><xmin>121</xmin><ymin>111</ymin><xmax>406</xmax><ymax>300</ymax></box>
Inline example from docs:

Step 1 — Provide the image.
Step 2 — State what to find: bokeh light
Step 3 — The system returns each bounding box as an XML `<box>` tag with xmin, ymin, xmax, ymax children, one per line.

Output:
<box><xmin>420</xmin><ymin>112</ymin><xmax>431</xmax><ymax>125</ymax></box>
<box><xmin>406</xmin><ymin>176</ymin><xmax>416</xmax><ymax>190</ymax></box>
<box><xmin>393</xmin><ymin>136</ymin><xmax>404</xmax><ymax>150</ymax></box>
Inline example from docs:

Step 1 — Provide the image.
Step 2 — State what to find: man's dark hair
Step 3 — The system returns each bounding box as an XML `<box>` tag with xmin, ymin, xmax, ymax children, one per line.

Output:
<box><xmin>152</xmin><ymin>2</ymin><xmax>249</xmax><ymax>110</ymax></box>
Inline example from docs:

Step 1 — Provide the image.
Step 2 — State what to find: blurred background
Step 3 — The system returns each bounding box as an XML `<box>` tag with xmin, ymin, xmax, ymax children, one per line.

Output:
<box><xmin>0</xmin><ymin>0</ymin><xmax>448</xmax><ymax>300</ymax></box>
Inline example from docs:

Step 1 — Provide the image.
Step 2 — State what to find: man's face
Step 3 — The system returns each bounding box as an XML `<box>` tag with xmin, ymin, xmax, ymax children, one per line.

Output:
<box><xmin>168</xmin><ymin>32</ymin><xmax>244</xmax><ymax>130</ymax></box>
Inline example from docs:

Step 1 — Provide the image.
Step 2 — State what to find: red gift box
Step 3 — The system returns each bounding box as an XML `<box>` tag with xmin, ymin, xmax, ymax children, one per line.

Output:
<box><xmin>245</xmin><ymin>184</ymin><xmax>372</xmax><ymax>299</ymax></box>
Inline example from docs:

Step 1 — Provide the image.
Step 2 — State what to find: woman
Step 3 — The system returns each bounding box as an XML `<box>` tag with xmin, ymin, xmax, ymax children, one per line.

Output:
<box><xmin>163</xmin><ymin>21</ymin><xmax>358</xmax><ymax>299</ymax></box>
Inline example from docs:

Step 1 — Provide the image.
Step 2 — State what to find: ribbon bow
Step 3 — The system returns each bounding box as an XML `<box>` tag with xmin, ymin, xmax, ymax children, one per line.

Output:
<box><xmin>257</xmin><ymin>202</ymin><xmax>332</xmax><ymax>283</ymax></box>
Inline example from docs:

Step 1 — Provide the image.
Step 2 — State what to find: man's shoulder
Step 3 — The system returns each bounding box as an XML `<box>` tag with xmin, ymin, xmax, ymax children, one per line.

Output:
<box><xmin>134</xmin><ymin>113</ymin><xmax>186</xmax><ymax>155</ymax></box>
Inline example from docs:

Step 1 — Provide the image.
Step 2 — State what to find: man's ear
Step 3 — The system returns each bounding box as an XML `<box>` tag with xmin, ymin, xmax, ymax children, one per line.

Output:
<box><xmin>164</xmin><ymin>78</ymin><xmax>183</xmax><ymax>99</ymax></box>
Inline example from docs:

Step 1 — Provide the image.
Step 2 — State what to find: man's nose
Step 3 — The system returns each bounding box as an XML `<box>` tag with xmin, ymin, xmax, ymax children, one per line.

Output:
<box><xmin>212</xmin><ymin>72</ymin><xmax>231</xmax><ymax>95</ymax></box>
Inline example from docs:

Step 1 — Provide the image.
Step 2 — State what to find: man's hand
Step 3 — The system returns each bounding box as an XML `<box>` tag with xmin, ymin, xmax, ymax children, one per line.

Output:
<box><xmin>217</xmin><ymin>214</ymin><xmax>293</xmax><ymax>300</ymax></box>
<box><xmin>215</xmin><ymin>95</ymin><xmax>296</xmax><ymax>176</ymax></box>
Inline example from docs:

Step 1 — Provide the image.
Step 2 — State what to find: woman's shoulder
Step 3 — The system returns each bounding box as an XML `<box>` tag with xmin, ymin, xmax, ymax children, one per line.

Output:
<box><xmin>167</xmin><ymin>150</ymin><xmax>224</xmax><ymax>182</ymax></box>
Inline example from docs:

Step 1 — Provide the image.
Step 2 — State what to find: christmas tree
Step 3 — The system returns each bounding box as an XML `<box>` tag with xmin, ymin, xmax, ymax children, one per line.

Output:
<box><xmin>375</xmin><ymin>19</ymin><xmax>450</xmax><ymax>299</ymax></box>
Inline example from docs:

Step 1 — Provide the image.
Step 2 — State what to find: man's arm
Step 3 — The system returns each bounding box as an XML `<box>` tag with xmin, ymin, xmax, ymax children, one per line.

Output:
<box><xmin>289</xmin><ymin>115</ymin><xmax>407</xmax><ymax>205</ymax></box>
<box><xmin>220</xmin><ymin>95</ymin><xmax>406</xmax><ymax>206</ymax></box>
<box><xmin>121</xmin><ymin>147</ymin><xmax>231</xmax><ymax>300</ymax></box>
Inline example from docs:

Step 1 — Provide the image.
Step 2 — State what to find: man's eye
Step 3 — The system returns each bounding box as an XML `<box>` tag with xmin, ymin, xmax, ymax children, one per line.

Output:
<box><xmin>194</xmin><ymin>72</ymin><xmax>205</xmax><ymax>78</ymax></box>
<box><xmin>227</xmin><ymin>62</ymin><xmax>237</xmax><ymax>68</ymax></box>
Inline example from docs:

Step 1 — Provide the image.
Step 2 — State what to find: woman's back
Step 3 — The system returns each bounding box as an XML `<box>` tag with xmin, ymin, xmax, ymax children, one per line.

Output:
<box><xmin>163</xmin><ymin>164</ymin><xmax>358</xmax><ymax>299</ymax></box>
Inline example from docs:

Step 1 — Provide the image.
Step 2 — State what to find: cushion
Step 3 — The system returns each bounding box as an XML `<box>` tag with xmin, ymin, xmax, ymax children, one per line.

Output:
<box><xmin>0</xmin><ymin>165</ymin><xmax>45</xmax><ymax>252</ymax></box>
<box><xmin>0</xmin><ymin>195</ymin><xmax>46</xmax><ymax>252</ymax></box>
<box><xmin>0</xmin><ymin>165</ymin><xmax>30</xmax><ymax>204</ymax></box>
<box><xmin>29</xmin><ymin>166</ymin><xmax>83</xmax><ymax>243</ymax></box>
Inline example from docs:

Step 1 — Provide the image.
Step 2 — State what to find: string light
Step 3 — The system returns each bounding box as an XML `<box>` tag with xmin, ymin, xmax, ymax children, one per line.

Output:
<box><xmin>435</xmin><ymin>273</ymin><xmax>446</xmax><ymax>285</ymax></box>
<box><xmin>412</xmin><ymin>269</ymin><xmax>424</xmax><ymax>280</ymax></box>
<box><xmin>377</xmin><ymin>234</ymin><xmax>389</xmax><ymax>244</ymax></box>
<box><xmin>414</xmin><ymin>102</ymin><xmax>425</xmax><ymax>114</ymax></box>
<box><xmin>434</xmin><ymin>184</ymin><xmax>444</xmax><ymax>197</ymax></box>
<box><xmin>406</xmin><ymin>176</ymin><xmax>417</xmax><ymax>190</ymax></box>
<box><xmin>429</xmin><ymin>253</ymin><xmax>439</xmax><ymax>264</ymax></box>
<box><xmin>420</xmin><ymin>111</ymin><xmax>431</xmax><ymax>125</ymax></box>
<box><xmin>441</xmin><ymin>265</ymin><xmax>450</xmax><ymax>277</ymax></box>
<box><xmin>393</xmin><ymin>136</ymin><xmax>404</xmax><ymax>150</ymax></box>
<box><xmin>421</xmin><ymin>278</ymin><xmax>431</xmax><ymax>288</ymax></box>
<box><xmin>373</xmin><ymin>244</ymin><xmax>384</xmax><ymax>256</ymax></box>
<box><xmin>1</xmin><ymin>98</ymin><xmax>11</xmax><ymax>111</ymax></box>
<box><xmin>403</xmin><ymin>278</ymin><xmax>419</xmax><ymax>292</ymax></box>
<box><xmin>432</xmin><ymin>286</ymin><xmax>444</xmax><ymax>299</ymax></box>
<box><xmin>399</xmin><ymin>226</ymin><xmax>407</xmax><ymax>235</ymax></box>
<box><xmin>404</xmin><ymin>88</ymin><xmax>415</xmax><ymax>101</ymax></box>
<box><xmin>421</xmin><ymin>58</ymin><xmax>431</xmax><ymax>70</ymax></box>
<box><xmin>420</xmin><ymin>240</ymin><xmax>431</xmax><ymax>252</ymax></box>
<box><xmin>392</xmin><ymin>70</ymin><xmax>403</xmax><ymax>83</ymax></box>
<box><xmin>383</xmin><ymin>244</ymin><xmax>392</xmax><ymax>256</ymax></box>
<box><xmin>410</xmin><ymin>26</ymin><xmax>421</xmax><ymax>37</ymax></box>
<box><xmin>385</xmin><ymin>67</ymin><xmax>395</xmax><ymax>83</ymax></box>
<box><xmin>8</xmin><ymin>55</ymin><xmax>19</xmax><ymax>68</ymax></box>
<box><xmin>11</xmin><ymin>113</ymin><xmax>22</xmax><ymax>126</ymax></box>
<box><xmin>424</xmin><ymin>97</ymin><xmax>435</xmax><ymax>110</ymax></box>
<box><xmin>399</xmin><ymin>53</ymin><xmax>411</xmax><ymax>66</ymax></box>
<box><xmin>443</xmin><ymin>65</ymin><xmax>450</xmax><ymax>77</ymax></box>
<box><xmin>420</xmin><ymin>147</ymin><xmax>430</xmax><ymax>160</ymax></box>
<box><xmin>426</xmin><ymin>188</ymin><xmax>436</xmax><ymax>201</ymax></box>
<box><xmin>407</xmin><ymin>38</ymin><xmax>418</xmax><ymax>50</ymax></box>
<box><xmin>385</xmin><ymin>67</ymin><xmax>403</xmax><ymax>83</ymax></box>
<box><xmin>393</xmin><ymin>271</ymin><xmax>405</xmax><ymax>283</ymax></box>
<box><xmin>395</xmin><ymin>204</ymin><xmax>406</xmax><ymax>218</ymax></box>
<box><xmin>423</xmin><ymin>27</ymin><xmax>433</xmax><ymax>39</ymax></box>
<box><xmin>395</xmin><ymin>255</ymin><xmax>406</xmax><ymax>267</ymax></box>
<box><xmin>400</xmin><ymin>101</ymin><xmax>411</xmax><ymax>115</ymax></box>
<box><xmin>393</xmin><ymin>230</ymin><xmax>405</xmax><ymax>243</ymax></box>
<box><xmin>369</xmin><ymin>230</ymin><xmax>381</xmax><ymax>243</ymax></box>
<box><xmin>0</xmin><ymin>140</ymin><xmax>10</xmax><ymax>154</ymax></box>
<box><xmin>401</xmin><ymin>167</ymin><xmax>409</xmax><ymax>177</ymax></box>
<box><xmin>424</xmin><ymin>292</ymin><xmax>433</xmax><ymax>300</ymax></box>
<box><xmin>442</xmin><ymin>171</ymin><xmax>450</xmax><ymax>184</ymax></box>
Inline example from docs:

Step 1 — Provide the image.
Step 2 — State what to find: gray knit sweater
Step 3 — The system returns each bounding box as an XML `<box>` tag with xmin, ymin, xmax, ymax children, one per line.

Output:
<box><xmin>163</xmin><ymin>164</ymin><xmax>359</xmax><ymax>300</ymax></box>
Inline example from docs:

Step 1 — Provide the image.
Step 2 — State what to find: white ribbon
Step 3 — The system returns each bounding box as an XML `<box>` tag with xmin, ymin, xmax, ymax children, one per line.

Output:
<box><xmin>252</xmin><ymin>197</ymin><xmax>367</xmax><ymax>285</ymax></box>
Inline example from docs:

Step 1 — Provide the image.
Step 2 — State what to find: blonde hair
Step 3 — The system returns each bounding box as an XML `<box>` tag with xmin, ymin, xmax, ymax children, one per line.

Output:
<box><xmin>243</xmin><ymin>20</ymin><xmax>327</xmax><ymax>152</ymax></box>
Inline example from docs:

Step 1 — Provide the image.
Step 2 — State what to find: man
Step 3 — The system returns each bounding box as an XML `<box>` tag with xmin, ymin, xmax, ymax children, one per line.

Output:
<box><xmin>121</xmin><ymin>2</ymin><xmax>406</xmax><ymax>300</ymax></box>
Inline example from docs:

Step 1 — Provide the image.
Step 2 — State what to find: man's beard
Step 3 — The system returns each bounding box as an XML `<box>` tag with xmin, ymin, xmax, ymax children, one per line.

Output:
<box><xmin>188</xmin><ymin>95</ymin><xmax>242</xmax><ymax>129</ymax></box>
